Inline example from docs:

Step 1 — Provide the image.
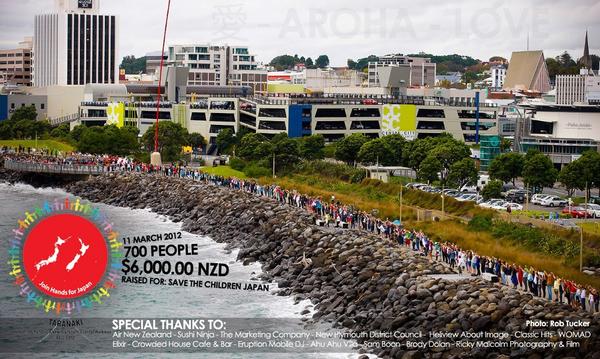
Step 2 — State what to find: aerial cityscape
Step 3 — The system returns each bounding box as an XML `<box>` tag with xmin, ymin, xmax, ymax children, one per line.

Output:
<box><xmin>0</xmin><ymin>0</ymin><xmax>599</xmax><ymax>358</ymax></box>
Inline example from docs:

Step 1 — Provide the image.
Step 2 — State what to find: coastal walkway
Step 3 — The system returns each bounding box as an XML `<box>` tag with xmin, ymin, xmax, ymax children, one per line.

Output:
<box><xmin>3</xmin><ymin>159</ymin><xmax>105</xmax><ymax>176</ymax></box>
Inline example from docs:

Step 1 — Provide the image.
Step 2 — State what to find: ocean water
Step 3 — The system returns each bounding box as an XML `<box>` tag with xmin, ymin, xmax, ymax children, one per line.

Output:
<box><xmin>0</xmin><ymin>182</ymin><xmax>365</xmax><ymax>358</ymax></box>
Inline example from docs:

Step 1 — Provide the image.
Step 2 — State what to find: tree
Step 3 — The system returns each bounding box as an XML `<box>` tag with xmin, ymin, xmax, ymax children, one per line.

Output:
<box><xmin>315</xmin><ymin>55</ymin><xmax>330</xmax><ymax>68</ymax></box>
<box><xmin>418</xmin><ymin>156</ymin><xmax>442</xmax><ymax>183</ymax></box>
<box><xmin>347</xmin><ymin>59</ymin><xmax>357</xmax><ymax>69</ymax></box>
<box><xmin>298</xmin><ymin>134</ymin><xmax>325</xmax><ymax>160</ymax></box>
<box><xmin>237</xmin><ymin>133</ymin><xmax>267</xmax><ymax>160</ymax></box>
<box><xmin>50</xmin><ymin>123</ymin><xmax>70</xmax><ymax>138</ymax></box>
<box><xmin>571</xmin><ymin>151</ymin><xmax>600</xmax><ymax>198</ymax></box>
<box><xmin>522</xmin><ymin>153</ymin><xmax>558</xmax><ymax>191</ymax></box>
<box><xmin>305</xmin><ymin>57</ymin><xmax>314</xmax><ymax>68</ymax></box>
<box><xmin>10</xmin><ymin>105</ymin><xmax>37</xmax><ymax>122</ymax></box>
<box><xmin>428</xmin><ymin>140</ymin><xmax>471</xmax><ymax>182</ymax></box>
<box><xmin>141</xmin><ymin>122</ymin><xmax>189</xmax><ymax>162</ymax></box>
<box><xmin>481</xmin><ymin>180</ymin><xmax>504</xmax><ymax>200</ymax></box>
<box><xmin>489</xmin><ymin>152</ymin><xmax>524</xmax><ymax>185</ymax></box>
<box><xmin>78</xmin><ymin>125</ymin><xmax>139</xmax><ymax>155</ymax></box>
<box><xmin>272</xmin><ymin>135</ymin><xmax>300</xmax><ymax>169</ymax></box>
<box><xmin>334</xmin><ymin>133</ymin><xmax>369</xmax><ymax>164</ymax></box>
<box><xmin>70</xmin><ymin>124</ymin><xmax>87</xmax><ymax>142</ymax></box>
<box><xmin>357</xmin><ymin>138</ymin><xmax>393</xmax><ymax>165</ymax></box>
<box><xmin>120</xmin><ymin>55</ymin><xmax>147</xmax><ymax>74</ymax></box>
<box><xmin>500</xmin><ymin>138</ymin><xmax>512</xmax><ymax>152</ymax></box>
<box><xmin>447</xmin><ymin>158</ymin><xmax>478</xmax><ymax>189</ymax></box>
<box><xmin>187</xmin><ymin>132</ymin><xmax>206</xmax><ymax>154</ymax></box>
<box><xmin>558</xmin><ymin>161</ymin><xmax>583</xmax><ymax>198</ymax></box>
<box><xmin>215</xmin><ymin>128</ymin><xmax>235</xmax><ymax>154</ymax></box>
<box><xmin>379</xmin><ymin>134</ymin><xmax>405</xmax><ymax>166</ymax></box>
<box><xmin>269</xmin><ymin>54</ymin><xmax>298</xmax><ymax>70</ymax></box>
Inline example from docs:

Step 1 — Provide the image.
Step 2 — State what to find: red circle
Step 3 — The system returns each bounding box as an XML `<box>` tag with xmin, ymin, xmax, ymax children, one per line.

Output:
<box><xmin>22</xmin><ymin>213</ymin><xmax>108</xmax><ymax>299</ymax></box>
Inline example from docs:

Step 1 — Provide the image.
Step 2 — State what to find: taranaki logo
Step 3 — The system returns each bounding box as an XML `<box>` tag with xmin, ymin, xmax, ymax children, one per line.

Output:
<box><xmin>8</xmin><ymin>197</ymin><xmax>122</xmax><ymax>314</ymax></box>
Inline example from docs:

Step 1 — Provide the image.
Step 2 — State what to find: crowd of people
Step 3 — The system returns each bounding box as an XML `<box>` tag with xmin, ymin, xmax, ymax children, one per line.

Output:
<box><xmin>2</xmin><ymin>149</ymin><xmax>599</xmax><ymax>314</ymax></box>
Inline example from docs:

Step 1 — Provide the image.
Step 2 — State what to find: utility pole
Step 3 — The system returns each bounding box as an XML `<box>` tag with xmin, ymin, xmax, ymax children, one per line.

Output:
<box><xmin>272</xmin><ymin>152</ymin><xmax>276</xmax><ymax>178</ymax></box>
<box><xmin>581</xmin><ymin>181</ymin><xmax>588</xmax><ymax>272</ymax></box>
<box><xmin>441</xmin><ymin>185</ymin><xmax>445</xmax><ymax>220</ymax></box>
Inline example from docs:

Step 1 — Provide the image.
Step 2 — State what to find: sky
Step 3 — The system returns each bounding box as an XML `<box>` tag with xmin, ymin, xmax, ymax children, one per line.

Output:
<box><xmin>1</xmin><ymin>0</ymin><xmax>599</xmax><ymax>67</ymax></box>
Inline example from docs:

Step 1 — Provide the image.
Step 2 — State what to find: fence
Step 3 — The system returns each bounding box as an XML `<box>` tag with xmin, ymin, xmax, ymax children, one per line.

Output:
<box><xmin>4</xmin><ymin>160</ymin><xmax>105</xmax><ymax>175</ymax></box>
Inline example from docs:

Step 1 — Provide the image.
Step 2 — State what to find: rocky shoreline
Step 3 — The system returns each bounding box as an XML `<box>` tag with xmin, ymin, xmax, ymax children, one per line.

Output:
<box><xmin>4</xmin><ymin>171</ymin><xmax>600</xmax><ymax>358</ymax></box>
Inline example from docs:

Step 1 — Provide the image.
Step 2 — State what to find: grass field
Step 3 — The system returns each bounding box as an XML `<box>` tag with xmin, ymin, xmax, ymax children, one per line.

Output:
<box><xmin>0</xmin><ymin>139</ymin><xmax>75</xmax><ymax>152</ymax></box>
<box><xmin>199</xmin><ymin>165</ymin><xmax>247</xmax><ymax>179</ymax></box>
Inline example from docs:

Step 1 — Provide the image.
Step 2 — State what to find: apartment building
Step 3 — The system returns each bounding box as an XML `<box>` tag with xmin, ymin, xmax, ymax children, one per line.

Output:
<box><xmin>168</xmin><ymin>44</ymin><xmax>267</xmax><ymax>92</ymax></box>
<box><xmin>0</xmin><ymin>37</ymin><xmax>33</xmax><ymax>87</ymax></box>
<box><xmin>368</xmin><ymin>54</ymin><xmax>436</xmax><ymax>88</ymax></box>
<box><xmin>556</xmin><ymin>72</ymin><xmax>600</xmax><ymax>105</ymax></box>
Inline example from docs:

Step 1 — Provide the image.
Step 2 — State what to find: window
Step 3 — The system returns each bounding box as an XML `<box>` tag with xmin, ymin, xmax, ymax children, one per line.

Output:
<box><xmin>258</xmin><ymin>121</ymin><xmax>286</xmax><ymax>131</ymax></box>
<box><xmin>461</xmin><ymin>122</ymin><xmax>495</xmax><ymax>131</ymax></box>
<box><xmin>209</xmin><ymin>125</ymin><xmax>235</xmax><ymax>133</ymax></box>
<box><xmin>141</xmin><ymin>111</ymin><xmax>170</xmax><ymax>119</ymax></box>
<box><xmin>315</xmin><ymin>108</ymin><xmax>346</xmax><ymax>118</ymax></box>
<box><xmin>315</xmin><ymin>121</ymin><xmax>346</xmax><ymax>130</ymax></box>
<box><xmin>417</xmin><ymin>121</ymin><xmax>446</xmax><ymax>130</ymax></box>
<box><xmin>40</xmin><ymin>104</ymin><xmax>45</xmax><ymax>110</ymax></box>
<box><xmin>417</xmin><ymin>109</ymin><xmax>445</xmax><ymax>118</ymax></box>
<box><xmin>258</xmin><ymin>108</ymin><xmax>286</xmax><ymax>118</ymax></box>
<box><xmin>190</xmin><ymin>112</ymin><xmax>206</xmax><ymax>121</ymax></box>
<box><xmin>350</xmin><ymin>108</ymin><xmax>380</xmax><ymax>117</ymax></box>
<box><xmin>209</xmin><ymin>113</ymin><xmax>235</xmax><ymax>122</ymax></box>
<box><xmin>350</xmin><ymin>121</ymin><xmax>380</xmax><ymax>130</ymax></box>
<box><xmin>240</xmin><ymin>113</ymin><xmax>256</xmax><ymax>126</ymax></box>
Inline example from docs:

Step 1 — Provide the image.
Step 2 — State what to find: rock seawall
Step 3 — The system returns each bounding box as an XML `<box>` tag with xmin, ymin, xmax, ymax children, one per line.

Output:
<box><xmin>5</xmin><ymin>171</ymin><xmax>600</xmax><ymax>358</ymax></box>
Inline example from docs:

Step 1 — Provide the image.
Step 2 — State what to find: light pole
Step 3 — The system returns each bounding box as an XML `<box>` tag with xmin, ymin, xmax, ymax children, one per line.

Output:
<box><xmin>581</xmin><ymin>182</ymin><xmax>588</xmax><ymax>272</ymax></box>
<box><xmin>441</xmin><ymin>185</ymin><xmax>445</xmax><ymax>220</ymax></box>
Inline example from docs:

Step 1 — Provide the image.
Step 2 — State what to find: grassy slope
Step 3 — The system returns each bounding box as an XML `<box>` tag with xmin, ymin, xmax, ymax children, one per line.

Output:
<box><xmin>0</xmin><ymin>139</ymin><xmax>75</xmax><ymax>152</ymax></box>
<box><xmin>199</xmin><ymin>165</ymin><xmax>247</xmax><ymax>179</ymax></box>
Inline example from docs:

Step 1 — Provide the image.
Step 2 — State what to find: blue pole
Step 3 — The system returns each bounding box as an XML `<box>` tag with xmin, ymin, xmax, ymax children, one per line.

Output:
<box><xmin>475</xmin><ymin>91</ymin><xmax>480</xmax><ymax>144</ymax></box>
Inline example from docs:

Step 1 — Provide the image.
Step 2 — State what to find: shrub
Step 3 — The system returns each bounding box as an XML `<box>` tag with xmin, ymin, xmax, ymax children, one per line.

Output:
<box><xmin>468</xmin><ymin>213</ymin><xmax>494</xmax><ymax>231</ymax></box>
<box><xmin>244</xmin><ymin>163</ymin><xmax>271</xmax><ymax>178</ymax></box>
<box><xmin>229</xmin><ymin>157</ymin><xmax>247</xmax><ymax>171</ymax></box>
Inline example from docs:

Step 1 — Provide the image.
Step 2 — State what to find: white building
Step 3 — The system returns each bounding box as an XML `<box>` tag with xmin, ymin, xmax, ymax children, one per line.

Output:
<box><xmin>33</xmin><ymin>0</ymin><xmax>119</xmax><ymax>87</ymax></box>
<box><xmin>491</xmin><ymin>65</ymin><xmax>506</xmax><ymax>89</ymax></box>
<box><xmin>556</xmin><ymin>71</ymin><xmax>600</xmax><ymax>105</ymax></box>
<box><xmin>168</xmin><ymin>44</ymin><xmax>267</xmax><ymax>92</ymax></box>
<box><xmin>368</xmin><ymin>54</ymin><xmax>436</xmax><ymax>88</ymax></box>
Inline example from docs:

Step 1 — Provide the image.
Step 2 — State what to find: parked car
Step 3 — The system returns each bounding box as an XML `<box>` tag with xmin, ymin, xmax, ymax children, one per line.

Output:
<box><xmin>504</xmin><ymin>202</ymin><xmax>524</xmax><ymax>211</ymax></box>
<box><xmin>582</xmin><ymin>203</ymin><xmax>600</xmax><ymax>218</ymax></box>
<box><xmin>562</xmin><ymin>207</ymin><xmax>590</xmax><ymax>218</ymax></box>
<box><xmin>531</xmin><ymin>194</ymin><xmax>552</xmax><ymax>205</ymax></box>
<box><xmin>590</xmin><ymin>196</ymin><xmax>600</xmax><ymax>205</ymax></box>
<box><xmin>456</xmin><ymin>193</ymin><xmax>478</xmax><ymax>202</ymax></box>
<box><xmin>442</xmin><ymin>189</ymin><xmax>460</xmax><ymax>197</ymax></box>
<box><xmin>539</xmin><ymin>196</ymin><xmax>568</xmax><ymax>207</ymax></box>
<box><xmin>504</xmin><ymin>190</ymin><xmax>532</xmax><ymax>204</ymax></box>
<box><xmin>479</xmin><ymin>199</ymin><xmax>504</xmax><ymax>208</ymax></box>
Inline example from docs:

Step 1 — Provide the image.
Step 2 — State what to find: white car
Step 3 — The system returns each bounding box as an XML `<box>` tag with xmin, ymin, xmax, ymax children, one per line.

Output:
<box><xmin>582</xmin><ymin>203</ymin><xmax>600</xmax><ymax>218</ymax></box>
<box><xmin>531</xmin><ymin>194</ymin><xmax>552</xmax><ymax>205</ymax></box>
<box><xmin>504</xmin><ymin>202</ymin><xmax>524</xmax><ymax>211</ymax></box>
<box><xmin>456</xmin><ymin>193</ymin><xmax>477</xmax><ymax>202</ymax></box>
<box><xmin>539</xmin><ymin>196</ymin><xmax>568</xmax><ymax>207</ymax></box>
<box><xmin>479</xmin><ymin>199</ymin><xmax>504</xmax><ymax>208</ymax></box>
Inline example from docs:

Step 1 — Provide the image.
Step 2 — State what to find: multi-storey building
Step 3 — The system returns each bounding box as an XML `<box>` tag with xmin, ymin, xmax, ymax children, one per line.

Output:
<box><xmin>168</xmin><ymin>44</ymin><xmax>267</xmax><ymax>92</ymax></box>
<box><xmin>556</xmin><ymin>71</ymin><xmax>600</xmax><ymax>105</ymax></box>
<box><xmin>33</xmin><ymin>0</ymin><xmax>119</xmax><ymax>86</ymax></box>
<box><xmin>491</xmin><ymin>65</ymin><xmax>507</xmax><ymax>89</ymax></box>
<box><xmin>0</xmin><ymin>37</ymin><xmax>33</xmax><ymax>87</ymax></box>
<box><xmin>78</xmin><ymin>88</ymin><xmax>499</xmax><ymax>155</ymax></box>
<box><xmin>368</xmin><ymin>54</ymin><xmax>436</xmax><ymax>88</ymax></box>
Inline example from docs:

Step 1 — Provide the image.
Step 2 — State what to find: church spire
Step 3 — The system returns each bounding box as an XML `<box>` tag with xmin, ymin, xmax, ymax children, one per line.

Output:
<box><xmin>581</xmin><ymin>30</ymin><xmax>592</xmax><ymax>69</ymax></box>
